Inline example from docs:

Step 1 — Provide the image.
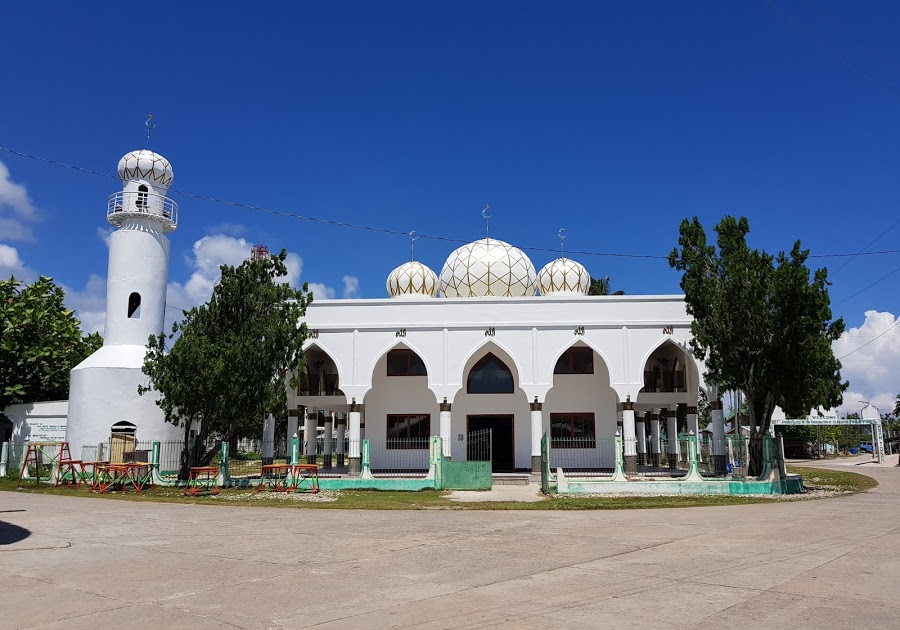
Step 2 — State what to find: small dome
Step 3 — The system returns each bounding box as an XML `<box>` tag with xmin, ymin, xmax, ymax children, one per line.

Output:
<box><xmin>117</xmin><ymin>150</ymin><xmax>173</xmax><ymax>188</ymax></box>
<box><xmin>439</xmin><ymin>238</ymin><xmax>537</xmax><ymax>298</ymax></box>
<box><xmin>538</xmin><ymin>257</ymin><xmax>590</xmax><ymax>296</ymax></box>
<box><xmin>387</xmin><ymin>261</ymin><xmax>438</xmax><ymax>298</ymax></box>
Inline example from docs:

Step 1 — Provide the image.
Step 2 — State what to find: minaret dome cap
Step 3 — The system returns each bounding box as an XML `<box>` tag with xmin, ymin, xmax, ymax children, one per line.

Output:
<box><xmin>117</xmin><ymin>150</ymin><xmax>174</xmax><ymax>188</ymax></box>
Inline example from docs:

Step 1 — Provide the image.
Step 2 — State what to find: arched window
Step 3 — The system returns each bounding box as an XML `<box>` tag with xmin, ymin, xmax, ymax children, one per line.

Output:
<box><xmin>554</xmin><ymin>347</ymin><xmax>593</xmax><ymax>374</ymax></box>
<box><xmin>136</xmin><ymin>184</ymin><xmax>148</xmax><ymax>209</ymax></box>
<box><xmin>467</xmin><ymin>353</ymin><xmax>514</xmax><ymax>394</ymax></box>
<box><xmin>387</xmin><ymin>349</ymin><xmax>427</xmax><ymax>376</ymax></box>
<box><xmin>128</xmin><ymin>292</ymin><xmax>142</xmax><ymax>318</ymax></box>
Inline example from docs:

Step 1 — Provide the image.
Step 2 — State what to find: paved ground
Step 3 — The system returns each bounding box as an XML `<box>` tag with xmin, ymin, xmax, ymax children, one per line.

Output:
<box><xmin>1</xmin><ymin>457</ymin><xmax>898</xmax><ymax>630</ymax></box>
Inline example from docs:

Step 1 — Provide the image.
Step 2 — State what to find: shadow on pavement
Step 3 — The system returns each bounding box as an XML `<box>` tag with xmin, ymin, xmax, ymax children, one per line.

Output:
<box><xmin>0</xmin><ymin>520</ymin><xmax>31</xmax><ymax>545</ymax></box>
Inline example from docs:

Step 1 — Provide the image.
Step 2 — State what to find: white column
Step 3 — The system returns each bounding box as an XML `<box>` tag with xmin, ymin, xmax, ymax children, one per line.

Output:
<box><xmin>530</xmin><ymin>398</ymin><xmax>543</xmax><ymax>474</ymax></box>
<box><xmin>686</xmin><ymin>406</ymin><xmax>699</xmax><ymax>436</ymax></box>
<box><xmin>622</xmin><ymin>400</ymin><xmax>637</xmax><ymax>473</ymax></box>
<box><xmin>440</xmin><ymin>398</ymin><xmax>452</xmax><ymax>459</ymax></box>
<box><xmin>304</xmin><ymin>410</ymin><xmax>317</xmax><ymax>464</ymax></box>
<box><xmin>649</xmin><ymin>412</ymin><xmax>661</xmax><ymax>466</ymax></box>
<box><xmin>323</xmin><ymin>413</ymin><xmax>334</xmax><ymax>467</ymax></box>
<box><xmin>262</xmin><ymin>413</ymin><xmax>275</xmax><ymax>463</ymax></box>
<box><xmin>287</xmin><ymin>409</ymin><xmax>299</xmax><ymax>449</ymax></box>
<box><xmin>667</xmin><ymin>409</ymin><xmax>679</xmax><ymax>468</ymax></box>
<box><xmin>336</xmin><ymin>413</ymin><xmax>346</xmax><ymax>467</ymax></box>
<box><xmin>348</xmin><ymin>400</ymin><xmax>361</xmax><ymax>476</ymax></box>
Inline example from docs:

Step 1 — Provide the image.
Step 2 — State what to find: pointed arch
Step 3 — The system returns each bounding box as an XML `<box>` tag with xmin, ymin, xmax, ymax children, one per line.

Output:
<box><xmin>457</xmin><ymin>337</ymin><xmax>524</xmax><ymax>389</ymax></box>
<box><xmin>546</xmin><ymin>337</ymin><xmax>614</xmax><ymax>384</ymax></box>
<box><xmin>467</xmin><ymin>353</ymin><xmax>515</xmax><ymax>394</ymax></box>
<box><xmin>637</xmin><ymin>337</ymin><xmax>698</xmax><ymax>394</ymax></box>
<box><xmin>366</xmin><ymin>338</ymin><xmax>432</xmax><ymax>383</ymax></box>
<box><xmin>299</xmin><ymin>341</ymin><xmax>345</xmax><ymax>396</ymax></box>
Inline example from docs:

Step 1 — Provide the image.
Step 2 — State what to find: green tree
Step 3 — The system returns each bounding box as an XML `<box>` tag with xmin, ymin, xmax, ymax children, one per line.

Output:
<box><xmin>138</xmin><ymin>250</ymin><xmax>310</xmax><ymax>477</ymax></box>
<box><xmin>588</xmin><ymin>276</ymin><xmax>625</xmax><ymax>296</ymax></box>
<box><xmin>0</xmin><ymin>276</ymin><xmax>102</xmax><ymax>409</ymax></box>
<box><xmin>669</xmin><ymin>216</ymin><xmax>847</xmax><ymax>475</ymax></box>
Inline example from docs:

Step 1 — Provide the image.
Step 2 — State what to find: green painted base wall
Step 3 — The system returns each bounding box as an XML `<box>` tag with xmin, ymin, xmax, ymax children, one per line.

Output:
<box><xmin>318</xmin><ymin>478</ymin><xmax>436</xmax><ymax>491</ymax></box>
<box><xmin>442</xmin><ymin>461</ymin><xmax>492</xmax><ymax>490</ymax></box>
<box><xmin>558</xmin><ymin>474</ymin><xmax>804</xmax><ymax>496</ymax></box>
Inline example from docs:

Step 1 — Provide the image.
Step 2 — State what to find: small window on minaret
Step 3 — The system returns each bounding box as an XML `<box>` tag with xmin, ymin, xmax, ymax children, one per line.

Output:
<box><xmin>128</xmin><ymin>292</ymin><xmax>142</xmax><ymax>318</ymax></box>
<box><xmin>137</xmin><ymin>184</ymin><xmax>148</xmax><ymax>209</ymax></box>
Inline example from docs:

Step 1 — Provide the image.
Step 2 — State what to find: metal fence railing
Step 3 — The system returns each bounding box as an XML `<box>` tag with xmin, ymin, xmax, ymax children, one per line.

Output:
<box><xmin>3</xmin><ymin>442</ymin><xmax>27</xmax><ymax>477</ymax></box>
<box><xmin>549</xmin><ymin>436</ymin><xmax>616</xmax><ymax>476</ymax></box>
<box><xmin>368</xmin><ymin>438</ymin><xmax>430</xmax><ymax>476</ymax></box>
<box><xmin>698</xmin><ymin>436</ymin><xmax>749</xmax><ymax>478</ymax></box>
<box><xmin>465</xmin><ymin>429</ymin><xmax>492</xmax><ymax>462</ymax></box>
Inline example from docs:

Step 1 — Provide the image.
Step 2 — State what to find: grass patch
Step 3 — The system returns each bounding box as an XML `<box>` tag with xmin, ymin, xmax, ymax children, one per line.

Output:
<box><xmin>1</xmin><ymin>476</ymin><xmax>778</xmax><ymax>510</ymax></box>
<box><xmin>3</xmin><ymin>467</ymin><xmax>873</xmax><ymax>510</ymax></box>
<box><xmin>787</xmin><ymin>465</ymin><xmax>878</xmax><ymax>493</ymax></box>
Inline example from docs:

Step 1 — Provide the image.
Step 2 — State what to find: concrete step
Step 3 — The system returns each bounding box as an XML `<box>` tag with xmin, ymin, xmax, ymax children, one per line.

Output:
<box><xmin>491</xmin><ymin>473</ymin><xmax>531</xmax><ymax>486</ymax></box>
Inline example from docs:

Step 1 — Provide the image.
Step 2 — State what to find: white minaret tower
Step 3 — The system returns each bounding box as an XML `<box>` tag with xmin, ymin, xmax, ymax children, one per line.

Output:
<box><xmin>66</xmin><ymin>148</ymin><xmax>183</xmax><ymax>458</ymax></box>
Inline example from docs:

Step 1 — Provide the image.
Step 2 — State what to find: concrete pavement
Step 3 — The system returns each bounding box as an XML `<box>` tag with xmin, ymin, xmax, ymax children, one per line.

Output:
<box><xmin>1</xmin><ymin>459</ymin><xmax>897</xmax><ymax>629</ymax></box>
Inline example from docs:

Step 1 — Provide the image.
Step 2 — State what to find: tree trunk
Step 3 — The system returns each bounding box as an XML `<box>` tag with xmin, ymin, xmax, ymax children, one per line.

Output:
<box><xmin>178</xmin><ymin>423</ymin><xmax>192</xmax><ymax>481</ymax></box>
<box><xmin>748</xmin><ymin>431</ymin><xmax>764</xmax><ymax>477</ymax></box>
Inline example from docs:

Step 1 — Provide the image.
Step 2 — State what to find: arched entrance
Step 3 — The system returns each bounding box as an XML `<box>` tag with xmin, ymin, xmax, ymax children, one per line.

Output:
<box><xmin>635</xmin><ymin>339</ymin><xmax>699</xmax><ymax>473</ymax></box>
<box><xmin>364</xmin><ymin>343</ymin><xmax>437</xmax><ymax>474</ymax></box>
<box><xmin>544</xmin><ymin>342</ymin><xmax>619</xmax><ymax>474</ymax></box>
<box><xmin>453</xmin><ymin>344</ymin><xmax>530</xmax><ymax>472</ymax></box>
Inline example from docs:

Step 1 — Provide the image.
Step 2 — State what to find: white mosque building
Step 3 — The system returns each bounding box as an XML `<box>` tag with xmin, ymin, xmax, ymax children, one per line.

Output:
<box><xmin>286</xmin><ymin>235</ymin><xmax>720</xmax><ymax>475</ymax></box>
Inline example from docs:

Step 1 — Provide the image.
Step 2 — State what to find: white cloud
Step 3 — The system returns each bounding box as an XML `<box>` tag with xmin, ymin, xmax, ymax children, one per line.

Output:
<box><xmin>307</xmin><ymin>282</ymin><xmax>336</xmax><ymax>300</ymax></box>
<box><xmin>0</xmin><ymin>161</ymin><xmax>37</xmax><ymax>242</ymax></box>
<box><xmin>0</xmin><ymin>217</ymin><xmax>34</xmax><ymax>242</ymax></box>
<box><xmin>833</xmin><ymin>310</ymin><xmax>900</xmax><ymax>416</ymax></box>
<box><xmin>96</xmin><ymin>227</ymin><xmax>113</xmax><ymax>247</ymax></box>
<box><xmin>207</xmin><ymin>222</ymin><xmax>246</xmax><ymax>236</ymax></box>
<box><xmin>0</xmin><ymin>243</ymin><xmax>28</xmax><ymax>279</ymax></box>
<box><xmin>63</xmin><ymin>274</ymin><xmax>107</xmax><ymax>335</ymax></box>
<box><xmin>342</xmin><ymin>275</ymin><xmax>360</xmax><ymax>299</ymax></box>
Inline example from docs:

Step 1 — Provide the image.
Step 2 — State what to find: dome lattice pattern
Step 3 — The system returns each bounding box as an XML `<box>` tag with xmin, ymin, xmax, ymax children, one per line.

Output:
<box><xmin>439</xmin><ymin>238</ymin><xmax>537</xmax><ymax>298</ymax></box>
<box><xmin>387</xmin><ymin>261</ymin><xmax>438</xmax><ymax>298</ymax></box>
<box><xmin>117</xmin><ymin>150</ymin><xmax>174</xmax><ymax>188</ymax></box>
<box><xmin>538</xmin><ymin>257</ymin><xmax>590</xmax><ymax>296</ymax></box>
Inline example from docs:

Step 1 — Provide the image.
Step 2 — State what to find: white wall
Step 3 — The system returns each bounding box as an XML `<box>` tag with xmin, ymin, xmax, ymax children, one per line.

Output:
<box><xmin>362</xmin><ymin>353</ymin><xmax>440</xmax><ymax>470</ymax></box>
<box><xmin>5</xmin><ymin>400</ymin><xmax>69</xmax><ymax>443</ymax></box>
<box><xmin>104</xmin><ymin>219</ymin><xmax>170</xmax><ymax>347</ymax></box>
<box><xmin>66</xmin><ymin>345</ymin><xmax>182</xmax><ymax>460</ymax></box>
<box><xmin>543</xmin><ymin>349</ymin><xmax>619</xmax><ymax>470</ymax></box>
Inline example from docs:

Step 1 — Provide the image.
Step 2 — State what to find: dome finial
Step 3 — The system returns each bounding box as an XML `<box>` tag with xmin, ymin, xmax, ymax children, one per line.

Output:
<box><xmin>558</xmin><ymin>227</ymin><xmax>567</xmax><ymax>258</ymax></box>
<box><xmin>145</xmin><ymin>113</ymin><xmax>157</xmax><ymax>148</ymax></box>
<box><xmin>482</xmin><ymin>204</ymin><xmax>492</xmax><ymax>238</ymax></box>
<box><xmin>409</xmin><ymin>230</ymin><xmax>418</xmax><ymax>262</ymax></box>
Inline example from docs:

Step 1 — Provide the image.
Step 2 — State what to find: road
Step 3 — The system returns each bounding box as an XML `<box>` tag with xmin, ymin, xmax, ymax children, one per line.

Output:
<box><xmin>1</xmin><ymin>457</ymin><xmax>897</xmax><ymax>629</ymax></box>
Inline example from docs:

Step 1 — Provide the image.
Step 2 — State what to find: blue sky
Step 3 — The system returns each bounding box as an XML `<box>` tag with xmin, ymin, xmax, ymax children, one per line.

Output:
<box><xmin>1</xmin><ymin>1</ymin><xmax>899</xmax><ymax>412</ymax></box>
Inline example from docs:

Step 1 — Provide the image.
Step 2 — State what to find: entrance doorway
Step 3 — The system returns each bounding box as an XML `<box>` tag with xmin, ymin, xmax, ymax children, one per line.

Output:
<box><xmin>467</xmin><ymin>415</ymin><xmax>514</xmax><ymax>472</ymax></box>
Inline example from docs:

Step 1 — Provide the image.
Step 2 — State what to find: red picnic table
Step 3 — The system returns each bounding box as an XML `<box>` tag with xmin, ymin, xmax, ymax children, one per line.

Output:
<box><xmin>257</xmin><ymin>463</ymin><xmax>319</xmax><ymax>493</ymax></box>
<box><xmin>184</xmin><ymin>466</ymin><xmax>220</xmax><ymax>496</ymax></box>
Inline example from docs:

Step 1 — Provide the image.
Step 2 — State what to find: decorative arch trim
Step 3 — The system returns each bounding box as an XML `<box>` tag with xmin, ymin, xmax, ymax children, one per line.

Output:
<box><xmin>457</xmin><ymin>337</ymin><xmax>524</xmax><ymax>388</ymax></box>
<box><xmin>467</xmin><ymin>352</ymin><xmax>515</xmax><ymax>394</ymax></box>
<box><xmin>300</xmin><ymin>341</ymin><xmax>346</xmax><ymax>391</ymax></box>
<box><xmin>546</xmin><ymin>337</ymin><xmax>614</xmax><ymax>383</ymax></box>
<box><xmin>366</xmin><ymin>338</ymin><xmax>432</xmax><ymax>383</ymax></box>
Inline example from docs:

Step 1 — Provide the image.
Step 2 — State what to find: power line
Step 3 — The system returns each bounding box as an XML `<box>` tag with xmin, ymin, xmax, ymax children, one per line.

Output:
<box><xmin>838</xmin><ymin>318</ymin><xmax>900</xmax><ymax>360</ymax></box>
<box><xmin>5</xmin><ymin>144</ymin><xmax>900</xmax><ymax>261</ymax></box>
<box><xmin>833</xmin><ymin>263</ymin><xmax>900</xmax><ymax>307</ymax></box>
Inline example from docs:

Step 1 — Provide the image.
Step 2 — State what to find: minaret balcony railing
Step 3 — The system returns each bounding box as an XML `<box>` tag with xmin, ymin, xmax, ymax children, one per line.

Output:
<box><xmin>107</xmin><ymin>191</ymin><xmax>178</xmax><ymax>231</ymax></box>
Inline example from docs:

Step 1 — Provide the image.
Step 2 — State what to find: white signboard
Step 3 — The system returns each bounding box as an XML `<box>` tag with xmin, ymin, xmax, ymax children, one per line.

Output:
<box><xmin>27</xmin><ymin>420</ymin><xmax>67</xmax><ymax>442</ymax></box>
